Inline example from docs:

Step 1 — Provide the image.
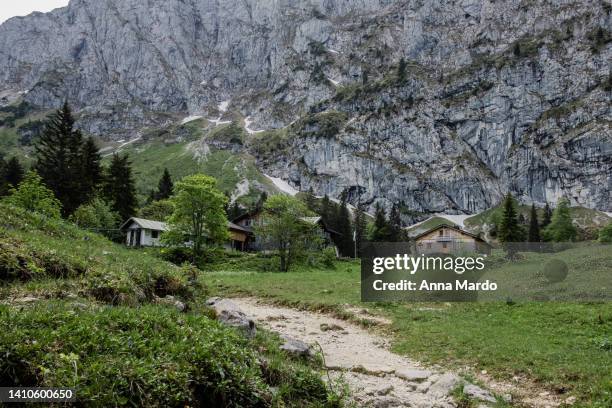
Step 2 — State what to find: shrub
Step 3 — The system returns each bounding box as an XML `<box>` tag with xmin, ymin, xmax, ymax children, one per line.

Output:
<box><xmin>598</xmin><ymin>223</ymin><xmax>612</xmax><ymax>243</ymax></box>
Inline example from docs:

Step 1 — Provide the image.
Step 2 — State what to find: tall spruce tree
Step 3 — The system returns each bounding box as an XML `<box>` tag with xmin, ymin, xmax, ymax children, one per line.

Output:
<box><xmin>155</xmin><ymin>168</ymin><xmax>174</xmax><ymax>200</ymax></box>
<box><xmin>103</xmin><ymin>153</ymin><xmax>138</xmax><ymax>221</ymax></box>
<box><xmin>1</xmin><ymin>156</ymin><xmax>25</xmax><ymax>196</ymax></box>
<box><xmin>335</xmin><ymin>193</ymin><xmax>353</xmax><ymax>256</ymax></box>
<box><xmin>371</xmin><ymin>203</ymin><xmax>391</xmax><ymax>242</ymax></box>
<box><xmin>35</xmin><ymin>102</ymin><xmax>85</xmax><ymax>216</ymax></box>
<box><xmin>528</xmin><ymin>204</ymin><xmax>540</xmax><ymax>242</ymax></box>
<box><xmin>80</xmin><ymin>137</ymin><xmax>102</xmax><ymax>201</ymax></box>
<box><xmin>353</xmin><ymin>205</ymin><xmax>367</xmax><ymax>257</ymax></box>
<box><xmin>388</xmin><ymin>202</ymin><xmax>403</xmax><ymax>241</ymax></box>
<box><xmin>498</xmin><ymin>193</ymin><xmax>524</xmax><ymax>244</ymax></box>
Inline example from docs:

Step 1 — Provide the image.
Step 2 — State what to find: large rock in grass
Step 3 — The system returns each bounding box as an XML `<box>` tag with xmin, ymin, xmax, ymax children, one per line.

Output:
<box><xmin>279</xmin><ymin>335</ymin><xmax>313</xmax><ymax>358</ymax></box>
<box><xmin>206</xmin><ymin>297</ymin><xmax>256</xmax><ymax>338</ymax></box>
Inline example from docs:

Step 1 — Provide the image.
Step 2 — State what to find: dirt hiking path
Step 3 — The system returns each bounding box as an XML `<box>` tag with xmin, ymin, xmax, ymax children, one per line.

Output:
<box><xmin>232</xmin><ymin>298</ymin><xmax>490</xmax><ymax>407</ymax></box>
<box><xmin>232</xmin><ymin>298</ymin><xmax>563</xmax><ymax>408</ymax></box>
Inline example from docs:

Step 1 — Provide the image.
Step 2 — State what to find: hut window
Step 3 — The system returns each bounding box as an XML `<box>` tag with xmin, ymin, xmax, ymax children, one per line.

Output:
<box><xmin>152</xmin><ymin>230</ymin><xmax>159</xmax><ymax>238</ymax></box>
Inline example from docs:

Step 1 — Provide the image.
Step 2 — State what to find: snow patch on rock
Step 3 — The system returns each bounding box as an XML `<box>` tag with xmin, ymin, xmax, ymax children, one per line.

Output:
<box><xmin>181</xmin><ymin>115</ymin><xmax>203</xmax><ymax>124</ymax></box>
<box><xmin>265</xmin><ymin>174</ymin><xmax>299</xmax><ymax>196</ymax></box>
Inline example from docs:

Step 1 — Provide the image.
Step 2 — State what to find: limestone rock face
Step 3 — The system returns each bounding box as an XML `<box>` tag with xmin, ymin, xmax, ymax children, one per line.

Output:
<box><xmin>0</xmin><ymin>0</ymin><xmax>610</xmax><ymax>213</ymax></box>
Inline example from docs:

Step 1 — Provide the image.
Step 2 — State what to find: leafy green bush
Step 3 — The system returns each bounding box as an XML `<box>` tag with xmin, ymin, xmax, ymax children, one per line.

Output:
<box><xmin>598</xmin><ymin>223</ymin><xmax>612</xmax><ymax>243</ymax></box>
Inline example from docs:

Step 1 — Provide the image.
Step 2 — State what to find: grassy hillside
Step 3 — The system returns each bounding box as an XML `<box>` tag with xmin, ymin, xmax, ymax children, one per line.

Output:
<box><xmin>106</xmin><ymin>120</ymin><xmax>276</xmax><ymax>206</ymax></box>
<box><xmin>0</xmin><ymin>204</ymin><xmax>341</xmax><ymax>407</ymax></box>
<box><xmin>210</xmin><ymin>248</ymin><xmax>612</xmax><ymax>407</ymax></box>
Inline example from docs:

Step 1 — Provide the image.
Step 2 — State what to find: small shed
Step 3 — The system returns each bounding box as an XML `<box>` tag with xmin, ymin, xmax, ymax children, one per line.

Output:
<box><xmin>121</xmin><ymin>217</ymin><xmax>168</xmax><ymax>247</ymax></box>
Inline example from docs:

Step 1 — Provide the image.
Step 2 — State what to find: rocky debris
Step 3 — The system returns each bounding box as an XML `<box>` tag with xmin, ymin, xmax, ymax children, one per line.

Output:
<box><xmin>155</xmin><ymin>295</ymin><xmax>187</xmax><ymax>312</ymax></box>
<box><xmin>206</xmin><ymin>297</ymin><xmax>256</xmax><ymax>338</ymax></box>
<box><xmin>279</xmin><ymin>335</ymin><xmax>312</xmax><ymax>358</ymax></box>
<box><xmin>14</xmin><ymin>296</ymin><xmax>39</xmax><ymax>303</ymax></box>
<box><xmin>320</xmin><ymin>322</ymin><xmax>344</xmax><ymax>332</ymax></box>
<box><xmin>463</xmin><ymin>384</ymin><xmax>497</xmax><ymax>403</ymax></box>
<box><xmin>395</xmin><ymin>368</ymin><xmax>433</xmax><ymax>382</ymax></box>
<box><xmin>425</xmin><ymin>373</ymin><xmax>461</xmax><ymax>399</ymax></box>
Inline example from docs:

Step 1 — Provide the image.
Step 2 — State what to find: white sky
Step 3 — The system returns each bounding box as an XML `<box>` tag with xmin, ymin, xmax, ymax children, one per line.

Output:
<box><xmin>0</xmin><ymin>1</ymin><xmax>70</xmax><ymax>24</ymax></box>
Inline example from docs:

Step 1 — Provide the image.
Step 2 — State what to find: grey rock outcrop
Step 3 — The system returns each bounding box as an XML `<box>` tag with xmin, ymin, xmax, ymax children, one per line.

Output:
<box><xmin>0</xmin><ymin>0</ymin><xmax>609</xmax><ymax>214</ymax></box>
<box><xmin>206</xmin><ymin>297</ymin><xmax>256</xmax><ymax>337</ymax></box>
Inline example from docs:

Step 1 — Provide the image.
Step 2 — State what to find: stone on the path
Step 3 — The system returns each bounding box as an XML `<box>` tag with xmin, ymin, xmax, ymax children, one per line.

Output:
<box><xmin>395</xmin><ymin>368</ymin><xmax>433</xmax><ymax>382</ymax></box>
<box><xmin>352</xmin><ymin>364</ymin><xmax>395</xmax><ymax>376</ymax></box>
<box><xmin>279</xmin><ymin>335</ymin><xmax>312</xmax><ymax>358</ymax></box>
<box><xmin>206</xmin><ymin>297</ymin><xmax>256</xmax><ymax>337</ymax></box>
<box><xmin>463</xmin><ymin>384</ymin><xmax>496</xmax><ymax>403</ymax></box>
<box><xmin>320</xmin><ymin>322</ymin><xmax>344</xmax><ymax>332</ymax></box>
<box><xmin>426</xmin><ymin>373</ymin><xmax>460</xmax><ymax>398</ymax></box>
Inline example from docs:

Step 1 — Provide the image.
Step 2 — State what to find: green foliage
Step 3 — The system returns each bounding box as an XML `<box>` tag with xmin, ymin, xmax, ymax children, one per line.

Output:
<box><xmin>598</xmin><ymin>223</ymin><xmax>612</xmax><ymax>243</ymax></box>
<box><xmin>497</xmin><ymin>193</ymin><xmax>525</xmax><ymax>243</ymax></box>
<box><xmin>3</xmin><ymin>171</ymin><xmax>61</xmax><ymax>218</ymax></box>
<box><xmin>69</xmin><ymin>198</ymin><xmax>120</xmax><ymax>239</ymax></box>
<box><xmin>0</xmin><ymin>203</ymin><xmax>342</xmax><ymax>406</ymax></box>
<box><xmin>353</xmin><ymin>206</ymin><xmax>367</xmax><ymax>257</ymax></box>
<box><xmin>165</xmin><ymin>174</ymin><xmax>229</xmax><ymax>257</ymax></box>
<box><xmin>34</xmin><ymin>102</ymin><xmax>100</xmax><ymax>216</ymax></box>
<box><xmin>370</xmin><ymin>203</ymin><xmax>391</xmax><ymax>242</ymax></box>
<box><xmin>139</xmin><ymin>199</ymin><xmax>175</xmax><ymax>221</ymax></box>
<box><xmin>0</xmin><ymin>303</ymin><xmax>270</xmax><ymax>406</ymax></box>
<box><xmin>208</xmin><ymin>122</ymin><xmax>245</xmax><ymax>145</ymax></box>
<box><xmin>333</xmin><ymin>194</ymin><xmax>353</xmax><ymax>257</ymax></box>
<box><xmin>0</xmin><ymin>156</ymin><xmax>24</xmax><ymax>196</ymax></box>
<box><xmin>154</xmin><ymin>168</ymin><xmax>174</xmax><ymax>200</ymax></box>
<box><xmin>103</xmin><ymin>153</ymin><xmax>138</xmax><ymax>222</ymax></box>
<box><xmin>296</xmin><ymin>111</ymin><xmax>348</xmax><ymax>139</ymax></box>
<box><xmin>256</xmin><ymin>195</ymin><xmax>320</xmax><ymax>272</ymax></box>
<box><xmin>528</xmin><ymin>204</ymin><xmax>541</xmax><ymax>242</ymax></box>
<box><xmin>543</xmin><ymin>198</ymin><xmax>577</xmax><ymax>242</ymax></box>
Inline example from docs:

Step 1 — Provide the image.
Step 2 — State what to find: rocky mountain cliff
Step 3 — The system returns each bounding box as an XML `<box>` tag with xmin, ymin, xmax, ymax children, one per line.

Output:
<box><xmin>0</xmin><ymin>0</ymin><xmax>610</xmax><ymax>216</ymax></box>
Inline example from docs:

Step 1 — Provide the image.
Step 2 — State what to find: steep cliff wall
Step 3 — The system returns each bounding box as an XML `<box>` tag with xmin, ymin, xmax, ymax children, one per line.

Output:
<box><xmin>0</xmin><ymin>0</ymin><xmax>610</xmax><ymax>214</ymax></box>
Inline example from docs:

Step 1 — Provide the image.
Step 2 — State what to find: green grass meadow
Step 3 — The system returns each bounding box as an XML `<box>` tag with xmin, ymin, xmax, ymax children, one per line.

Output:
<box><xmin>209</xmin><ymin>246</ymin><xmax>612</xmax><ymax>407</ymax></box>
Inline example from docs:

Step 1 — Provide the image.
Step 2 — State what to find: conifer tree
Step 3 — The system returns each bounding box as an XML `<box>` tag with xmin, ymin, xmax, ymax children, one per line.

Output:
<box><xmin>388</xmin><ymin>202</ymin><xmax>403</xmax><ymax>241</ymax></box>
<box><xmin>80</xmin><ymin>137</ymin><xmax>102</xmax><ymax>201</ymax></box>
<box><xmin>103</xmin><ymin>153</ymin><xmax>138</xmax><ymax>221</ymax></box>
<box><xmin>353</xmin><ymin>205</ymin><xmax>367</xmax><ymax>257</ymax></box>
<box><xmin>334</xmin><ymin>193</ymin><xmax>352</xmax><ymax>256</ymax></box>
<box><xmin>370</xmin><ymin>202</ymin><xmax>391</xmax><ymax>242</ymax></box>
<box><xmin>541</xmin><ymin>203</ymin><xmax>552</xmax><ymax>229</ymax></box>
<box><xmin>35</xmin><ymin>102</ymin><xmax>85</xmax><ymax>216</ymax></box>
<box><xmin>1</xmin><ymin>156</ymin><xmax>24</xmax><ymax>196</ymax></box>
<box><xmin>543</xmin><ymin>198</ymin><xmax>576</xmax><ymax>242</ymax></box>
<box><xmin>155</xmin><ymin>168</ymin><xmax>174</xmax><ymax>200</ymax></box>
<box><xmin>498</xmin><ymin>193</ymin><xmax>524</xmax><ymax>243</ymax></box>
<box><xmin>528</xmin><ymin>204</ymin><xmax>540</xmax><ymax>242</ymax></box>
